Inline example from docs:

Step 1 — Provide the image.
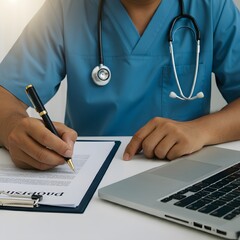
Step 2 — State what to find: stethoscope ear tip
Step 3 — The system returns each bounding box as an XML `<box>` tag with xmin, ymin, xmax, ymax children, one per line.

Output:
<box><xmin>197</xmin><ymin>92</ymin><xmax>204</xmax><ymax>98</ymax></box>
<box><xmin>169</xmin><ymin>91</ymin><xmax>178</xmax><ymax>98</ymax></box>
<box><xmin>169</xmin><ymin>91</ymin><xmax>204</xmax><ymax>100</ymax></box>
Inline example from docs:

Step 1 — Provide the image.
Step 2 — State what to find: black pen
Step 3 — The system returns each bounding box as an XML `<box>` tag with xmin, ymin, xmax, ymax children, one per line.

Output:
<box><xmin>25</xmin><ymin>84</ymin><xmax>75</xmax><ymax>172</ymax></box>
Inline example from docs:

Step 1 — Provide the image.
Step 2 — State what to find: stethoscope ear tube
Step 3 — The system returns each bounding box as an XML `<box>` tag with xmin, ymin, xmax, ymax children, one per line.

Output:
<box><xmin>168</xmin><ymin>6</ymin><xmax>203</xmax><ymax>101</ymax></box>
<box><xmin>168</xmin><ymin>14</ymin><xmax>200</xmax><ymax>42</ymax></box>
<box><xmin>169</xmin><ymin>39</ymin><xmax>203</xmax><ymax>101</ymax></box>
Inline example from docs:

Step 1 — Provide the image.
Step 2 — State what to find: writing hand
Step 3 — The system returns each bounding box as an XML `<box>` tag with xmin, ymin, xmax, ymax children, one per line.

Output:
<box><xmin>7</xmin><ymin>117</ymin><xmax>77</xmax><ymax>170</ymax></box>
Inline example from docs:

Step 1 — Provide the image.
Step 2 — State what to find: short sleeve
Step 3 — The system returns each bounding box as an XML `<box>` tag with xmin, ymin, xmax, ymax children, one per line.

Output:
<box><xmin>212</xmin><ymin>0</ymin><xmax>240</xmax><ymax>103</ymax></box>
<box><xmin>0</xmin><ymin>0</ymin><xmax>66</xmax><ymax>106</ymax></box>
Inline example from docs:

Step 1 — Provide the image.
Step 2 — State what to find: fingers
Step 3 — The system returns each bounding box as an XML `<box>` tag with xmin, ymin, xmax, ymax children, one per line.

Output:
<box><xmin>123</xmin><ymin>117</ymin><xmax>203</xmax><ymax>161</ymax></box>
<box><xmin>14</xmin><ymin>134</ymin><xmax>66</xmax><ymax>167</ymax></box>
<box><xmin>164</xmin><ymin>138</ymin><xmax>194</xmax><ymax>160</ymax></box>
<box><xmin>7</xmin><ymin>117</ymin><xmax>77</xmax><ymax>170</ymax></box>
<box><xmin>123</xmin><ymin>134</ymin><xmax>143</xmax><ymax>161</ymax></box>
<box><xmin>152</xmin><ymin>135</ymin><xmax>177</xmax><ymax>159</ymax></box>
<box><xmin>55</xmin><ymin>123</ymin><xmax>78</xmax><ymax>155</ymax></box>
<box><xmin>123</xmin><ymin>118</ymin><xmax>159</xmax><ymax>160</ymax></box>
<box><xmin>26</xmin><ymin>120</ymin><xmax>75</xmax><ymax>158</ymax></box>
<box><xmin>10</xmin><ymin>147</ymin><xmax>61</xmax><ymax>171</ymax></box>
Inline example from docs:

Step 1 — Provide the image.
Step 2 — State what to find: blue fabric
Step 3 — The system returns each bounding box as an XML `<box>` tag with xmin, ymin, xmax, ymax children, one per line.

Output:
<box><xmin>1</xmin><ymin>0</ymin><xmax>240</xmax><ymax>136</ymax></box>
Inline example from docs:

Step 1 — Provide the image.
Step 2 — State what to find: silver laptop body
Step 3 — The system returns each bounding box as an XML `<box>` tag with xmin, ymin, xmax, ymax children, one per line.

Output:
<box><xmin>98</xmin><ymin>147</ymin><xmax>240</xmax><ymax>239</ymax></box>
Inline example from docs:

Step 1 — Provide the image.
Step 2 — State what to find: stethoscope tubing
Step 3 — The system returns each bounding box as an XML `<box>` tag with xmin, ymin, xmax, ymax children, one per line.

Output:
<box><xmin>168</xmin><ymin>0</ymin><xmax>203</xmax><ymax>100</ymax></box>
<box><xmin>169</xmin><ymin>40</ymin><xmax>201</xmax><ymax>100</ymax></box>
<box><xmin>168</xmin><ymin>14</ymin><xmax>201</xmax><ymax>42</ymax></box>
<box><xmin>98</xmin><ymin>0</ymin><xmax>104</xmax><ymax>65</ymax></box>
<box><xmin>93</xmin><ymin>0</ymin><xmax>204</xmax><ymax>100</ymax></box>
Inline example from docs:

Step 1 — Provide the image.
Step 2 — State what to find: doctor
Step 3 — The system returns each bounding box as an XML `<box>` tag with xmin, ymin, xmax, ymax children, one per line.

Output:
<box><xmin>1</xmin><ymin>0</ymin><xmax>240</xmax><ymax>170</ymax></box>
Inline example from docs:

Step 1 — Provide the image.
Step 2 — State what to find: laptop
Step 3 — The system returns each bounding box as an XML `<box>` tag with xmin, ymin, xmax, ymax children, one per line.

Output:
<box><xmin>98</xmin><ymin>146</ymin><xmax>240</xmax><ymax>239</ymax></box>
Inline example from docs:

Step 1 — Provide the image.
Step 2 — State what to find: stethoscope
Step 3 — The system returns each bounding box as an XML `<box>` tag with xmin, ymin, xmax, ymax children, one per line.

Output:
<box><xmin>91</xmin><ymin>0</ymin><xmax>204</xmax><ymax>101</ymax></box>
<box><xmin>91</xmin><ymin>0</ymin><xmax>111</xmax><ymax>86</ymax></box>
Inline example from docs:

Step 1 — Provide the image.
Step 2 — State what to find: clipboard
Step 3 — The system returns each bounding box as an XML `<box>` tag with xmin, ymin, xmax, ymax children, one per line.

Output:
<box><xmin>0</xmin><ymin>140</ymin><xmax>121</xmax><ymax>214</ymax></box>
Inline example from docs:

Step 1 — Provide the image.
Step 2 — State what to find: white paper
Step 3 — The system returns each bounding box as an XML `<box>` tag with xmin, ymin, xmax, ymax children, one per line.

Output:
<box><xmin>0</xmin><ymin>141</ymin><xmax>115</xmax><ymax>207</ymax></box>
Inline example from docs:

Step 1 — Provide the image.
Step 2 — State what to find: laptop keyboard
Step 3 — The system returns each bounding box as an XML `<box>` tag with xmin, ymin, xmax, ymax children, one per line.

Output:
<box><xmin>160</xmin><ymin>162</ymin><xmax>240</xmax><ymax>220</ymax></box>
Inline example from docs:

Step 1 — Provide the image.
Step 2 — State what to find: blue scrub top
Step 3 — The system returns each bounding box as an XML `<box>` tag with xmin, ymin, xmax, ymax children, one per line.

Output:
<box><xmin>1</xmin><ymin>0</ymin><xmax>240</xmax><ymax>136</ymax></box>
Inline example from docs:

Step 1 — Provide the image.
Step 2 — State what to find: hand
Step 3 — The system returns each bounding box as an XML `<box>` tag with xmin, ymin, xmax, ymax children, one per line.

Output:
<box><xmin>6</xmin><ymin>117</ymin><xmax>77</xmax><ymax>170</ymax></box>
<box><xmin>123</xmin><ymin>117</ymin><xmax>206</xmax><ymax>161</ymax></box>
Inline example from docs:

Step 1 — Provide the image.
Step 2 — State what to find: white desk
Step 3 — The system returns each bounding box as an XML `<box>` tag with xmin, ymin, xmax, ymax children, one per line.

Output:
<box><xmin>1</xmin><ymin>137</ymin><xmax>239</xmax><ymax>240</ymax></box>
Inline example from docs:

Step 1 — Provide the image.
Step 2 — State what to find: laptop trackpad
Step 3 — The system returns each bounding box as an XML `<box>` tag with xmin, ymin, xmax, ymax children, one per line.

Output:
<box><xmin>150</xmin><ymin>159</ymin><xmax>221</xmax><ymax>182</ymax></box>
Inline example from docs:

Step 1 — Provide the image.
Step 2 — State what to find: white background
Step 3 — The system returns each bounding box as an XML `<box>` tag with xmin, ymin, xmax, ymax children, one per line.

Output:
<box><xmin>0</xmin><ymin>0</ymin><xmax>239</xmax><ymax>121</ymax></box>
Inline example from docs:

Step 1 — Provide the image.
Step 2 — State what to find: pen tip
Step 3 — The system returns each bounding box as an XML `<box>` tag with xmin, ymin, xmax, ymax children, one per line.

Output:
<box><xmin>67</xmin><ymin>159</ymin><xmax>75</xmax><ymax>172</ymax></box>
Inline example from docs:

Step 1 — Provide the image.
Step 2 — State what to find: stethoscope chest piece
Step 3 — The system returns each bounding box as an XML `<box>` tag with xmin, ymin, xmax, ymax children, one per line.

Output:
<box><xmin>92</xmin><ymin>64</ymin><xmax>111</xmax><ymax>86</ymax></box>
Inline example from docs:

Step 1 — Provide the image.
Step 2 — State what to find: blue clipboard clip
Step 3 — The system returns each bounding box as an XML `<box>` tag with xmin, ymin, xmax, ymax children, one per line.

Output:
<box><xmin>0</xmin><ymin>191</ymin><xmax>43</xmax><ymax>208</ymax></box>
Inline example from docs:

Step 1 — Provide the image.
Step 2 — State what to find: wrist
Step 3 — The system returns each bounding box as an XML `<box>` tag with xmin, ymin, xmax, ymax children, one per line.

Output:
<box><xmin>0</xmin><ymin>113</ymin><xmax>28</xmax><ymax>150</ymax></box>
<box><xmin>191</xmin><ymin>111</ymin><xmax>234</xmax><ymax>146</ymax></box>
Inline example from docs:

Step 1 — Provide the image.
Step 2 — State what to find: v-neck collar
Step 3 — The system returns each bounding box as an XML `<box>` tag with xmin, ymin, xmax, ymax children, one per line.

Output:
<box><xmin>106</xmin><ymin>0</ymin><xmax>175</xmax><ymax>55</ymax></box>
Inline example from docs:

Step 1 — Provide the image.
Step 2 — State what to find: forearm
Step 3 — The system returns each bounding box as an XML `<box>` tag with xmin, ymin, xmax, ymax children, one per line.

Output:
<box><xmin>192</xmin><ymin>98</ymin><xmax>240</xmax><ymax>146</ymax></box>
<box><xmin>0</xmin><ymin>87</ymin><xmax>28</xmax><ymax>149</ymax></box>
